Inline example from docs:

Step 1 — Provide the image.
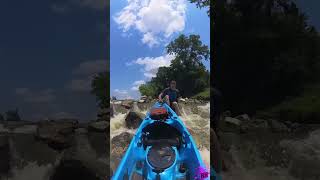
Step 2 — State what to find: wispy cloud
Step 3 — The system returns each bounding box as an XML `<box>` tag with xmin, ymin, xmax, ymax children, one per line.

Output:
<box><xmin>72</xmin><ymin>60</ymin><xmax>107</xmax><ymax>76</ymax></box>
<box><xmin>131</xmin><ymin>80</ymin><xmax>146</xmax><ymax>91</ymax></box>
<box><xmin>114</xmin><ymin>0</ymin><xmax>186</xmax><ymax>47</ymax></box>
<box><xmin>127</xmin><ymin>54</ymin><xmax>175</xmax><ymax>78</ymax></box>
<box><xmin>67</xmin><ymin>60</ymin><xmax>107</xmax><ymax>92</ymax></box>
<box><xmin>15</xmin><ymin>88</ymin><xmax>56</xmax><ymax>103</ymax></box>
<box><xmin>51</xmin><ymin>0</ymin><xmax>107</xmax><ymax>14</ymax></box>
<box><xmin>113</xmin><ymin>89</ymin><xmax>133</xmax><ymax>99</ymax></box>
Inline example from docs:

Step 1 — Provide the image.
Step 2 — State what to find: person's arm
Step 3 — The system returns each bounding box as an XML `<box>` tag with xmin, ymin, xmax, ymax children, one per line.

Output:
<box><xmin>158</xmin><ymin>92</ymin><xmax>163</xmax><ymax>101</ymax></box>
<box><xmin>176</xmin><ymin>89</ymin><xmax>180</xmax><ymax>102</ymax></box>
<box><xmin>158</xmin><ymin>88</ymin><xmax>167</xmax><ymax>101</ymax></box>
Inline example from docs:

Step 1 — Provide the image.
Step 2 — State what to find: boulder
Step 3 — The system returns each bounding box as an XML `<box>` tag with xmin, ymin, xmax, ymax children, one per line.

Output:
<box><xmin>268</xmin><ymin>119</ymin><xmax>289</xmax><ymax>132</ymax></box>
<box><xmin>240</xmin><ymin>119</ymin><xmax>269</xmax><ymax>133</ymax></box>
<box><xmin>97</xmin><ymin>108</ymin><xmax>110</xmax><ymax>121</ymax></box>
<box><xmin>235</xmin><ymin>114</ymin><xmax>250</xmax><ymax>121</ymax></box>
<box><xmin>221</xmin><ymin>117</ymin><xmax>242</xmax><ymax>133</ymax></box>
<box><xmin>125</xmin><ymin>111</ymin><xmax>144</xmax><ymax>129</ymax></box>
<box><xmin>0</xmin><ymin>135</ymin><xmax>10</xmax><ymax>174</ymax></box>
<box><xmin>35</xmin><ymin>121</ymin><xmax>76</xmax><ymax>150</ymax></box>
<box><xmin>88</xmin><ymin>120</ymin><xmax>109</xmax><ymax>133</ymax></box>
<box><xmin>111</xmin><ymin>132</ymin><xmax>133</xmax><ymax>150</ymax></box>
<box><xmin>121</xmin><ymin>100</ymin><xmax>134</xmax><ymax>109</ymax></box>
<box><xmin>111</xmin><ymin>132</ymin><xmax>133</xmax><ymax>157</ymax></box>
<box><xmin>225</xmin><ymin>117</ymin><xmax>241</xmax><ymax>126</ymax></box>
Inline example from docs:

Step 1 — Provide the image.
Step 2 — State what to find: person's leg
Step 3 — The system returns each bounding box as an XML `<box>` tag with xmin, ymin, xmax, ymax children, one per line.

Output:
<box><xmin>164</xmin><ymin>95</ymin><xmax>170</xmax><ymax>105</ymax></box>
<box><xmin>172</xmin><ymin>102</ymin><xmax>181</xmax><ymax>116</ymax></box>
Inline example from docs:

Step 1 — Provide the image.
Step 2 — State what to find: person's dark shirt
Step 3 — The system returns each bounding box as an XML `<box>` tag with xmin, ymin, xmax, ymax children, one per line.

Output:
<box><xmin>161</xmin><ymin>87</ymin><xmax>180</xmax><ymax>102</ymax></box>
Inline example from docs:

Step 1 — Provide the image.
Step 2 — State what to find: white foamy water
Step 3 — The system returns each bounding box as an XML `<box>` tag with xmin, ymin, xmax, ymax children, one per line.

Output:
<box><xmin>110</xmin><ymin>112</ymin><xmax>136</xmax><ymax>139</ymax></box>
<box><xmin>7</xmin><ymin>162</ymin><xmax>53</xmax><ymax>180</ymax></box>
<box><xmin>222</xmin><ymin>145</ymin><xmax>298</xmax><ymax>180</ymax></box>
<box><xmin>180</xmin><ymin>103</ymin><xmax>210</xmax><ymax>167</ymax></box>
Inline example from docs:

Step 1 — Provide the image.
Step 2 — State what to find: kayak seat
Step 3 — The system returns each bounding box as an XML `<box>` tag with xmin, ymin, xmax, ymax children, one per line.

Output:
<box><xmin>142</xmin><ymin>121</ymin><xmax>182</xmax><ymax>150</ymax></box>
<box><xmin>149</xmin><ymin>107</ymin><xmax>168</xmax><ymax>120</ymax></box>
<box><xmin>147</xmin><ymin>145</ymin><xmax>176</xmax><ymax>171</ymax></box>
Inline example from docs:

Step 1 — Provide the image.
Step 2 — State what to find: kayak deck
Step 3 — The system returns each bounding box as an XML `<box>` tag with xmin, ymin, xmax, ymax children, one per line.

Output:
<box><xmin>112</xmin><ymin>102</ymin><xmax>210</xmax><ymax>180</ymax></box>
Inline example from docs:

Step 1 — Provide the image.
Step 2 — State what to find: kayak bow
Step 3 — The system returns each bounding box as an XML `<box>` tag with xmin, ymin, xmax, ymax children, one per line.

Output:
<box><xmin>112</xmin><ymin>102</ymin><xmax>213</xmax><ymax>180</ymax></box>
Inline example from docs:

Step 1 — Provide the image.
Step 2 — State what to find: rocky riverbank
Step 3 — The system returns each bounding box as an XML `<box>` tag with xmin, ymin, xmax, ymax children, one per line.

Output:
<box><xmin>217</xmin><ymin>112</ymin><xmax>320</xmax><ymax>180</ymax></box>
<box><xmin>0</xmin><ymin>117</ymin><xmax>109</xmax><ymax>180</ymax></box>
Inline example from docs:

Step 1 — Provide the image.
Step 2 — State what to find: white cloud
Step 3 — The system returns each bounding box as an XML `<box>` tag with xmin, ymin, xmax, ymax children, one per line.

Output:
<box><xmin>114</xmin><ymin>0</ymin><xmax>186</xmax><ymax>47</ymax></box>
<box><xmin>54</xmin><ymin>0</ymin><xmax>107</xmax><ymax>12</ymax></box>
<box><xmin>129</xmin><ymin>54</ymin><xmax>175</xmax><ymax>78</ymax></box>
<box><xmin>15</xmin><ymin>88</ymin><xmax>56</xmax><ymax>103</ymax></box>
<box><xmin>113</xmin><ymin>89</ymin><xmax>133</xmax><ymax>100</ymax></box>
<box><xmin>66</xmin><ymin>77</ymin><xmax>92</xmax><ymax>92</ymax></box>
<box><xmin>131</xmin><ymin>80</ymin><xmax>145</xmax><ymax>91</ymax></box>
<box><xmin>72</xmin><ymin>60</ymin><xmax>107</xmax><ymax>76</ymax></box>
<box><xmin>67</xmin><ymin>60</ymin><xmax>108</xmax><ymax>92</ymax></box>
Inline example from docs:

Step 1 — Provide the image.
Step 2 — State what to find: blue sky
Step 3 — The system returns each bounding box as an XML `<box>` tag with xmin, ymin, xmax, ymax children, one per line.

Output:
<box><xmin>110</xmin><ymin>0</ymin><xmax>210</xmax><ymax>100</ymax></box>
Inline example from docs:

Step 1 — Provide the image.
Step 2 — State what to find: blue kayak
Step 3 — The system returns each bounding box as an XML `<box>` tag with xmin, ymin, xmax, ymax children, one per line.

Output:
<box><xmin>112</xmin><ymin>102</ymin><xmax>216</xmax><ymax>180</ymax></box>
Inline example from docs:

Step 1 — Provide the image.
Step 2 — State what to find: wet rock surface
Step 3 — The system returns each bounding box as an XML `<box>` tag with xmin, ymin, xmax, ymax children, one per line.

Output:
<box><xmin>88</xmin><ymin>120</ymin><xmax>109</xmax><ymax>133</ymax></box>
<box><xmin>218</xmin><ymin>110</ymin><xmax>320</xmax><ymax>180</ymax></box>
<box><xmin>35</xmin><ymin>121</ymin><xmax>76</xmax><ymax>150</ymax></box>
<box><xmin>125</xmin><ymin>111</ymin><xmax>144</xmax><ymax>129</ymax></box>
<box><xmin>110</xmin><ymin>132</ymin><xmax>134</xmax><ymax>173</ymax></box>
<box><xmin>0</xmin><ymin>119</ymin><xmax>110</xmax><ymax>180</ymax></box>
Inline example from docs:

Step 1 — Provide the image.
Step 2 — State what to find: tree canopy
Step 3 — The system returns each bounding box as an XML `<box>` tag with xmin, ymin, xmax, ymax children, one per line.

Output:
<box><xmin>213</xmin><ymin>0</ymin><xmax>320</xmax><ymax>114</ymax></box>
<box><xmin>190</xmin><ymin>0</ymin><xmax>210</xmax><ymax>16</ymax></box>
<box><xmin>91</xmin><ymin>71</ymin><xmax>109</xmax><ymax>108</ymax></box>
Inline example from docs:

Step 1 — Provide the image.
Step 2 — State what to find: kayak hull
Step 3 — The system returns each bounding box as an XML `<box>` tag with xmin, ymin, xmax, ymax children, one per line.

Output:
<box><xmin>112</xmin><ymin>102</ymin><xmax>211</xmax><ymax>180</ymax></box>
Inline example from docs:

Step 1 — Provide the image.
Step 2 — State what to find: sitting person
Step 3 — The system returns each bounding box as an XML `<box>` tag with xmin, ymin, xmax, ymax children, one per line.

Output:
<box><xmin>158</xmin><ymin>80</ymin><xmax>181</xmax><ymax>114</ymax></box>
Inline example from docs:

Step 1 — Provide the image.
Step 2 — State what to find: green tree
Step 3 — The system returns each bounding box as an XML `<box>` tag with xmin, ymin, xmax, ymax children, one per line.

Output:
<box><xmin>190</xmin><ymin>0</ymin><xmax>210</xmax><ymax>16</ymax></box>
<box><xmin>139</xmin><ymin>83</ymin><xmax>157</xmax><ymax>97</ymax></box>
<box><xmin>91</xmin><ymin>71</ymin><xmax>109</xmax><ymax>109</ymax></box>
<box><xmin>5</xmin><ymin>109</ymin><xmax>21</xmax><ymax>121</ymax></box>
<box><xmin>213</xmin><ymin>0</ymin><xmax>320</xmax><ymax>114</ymax></box>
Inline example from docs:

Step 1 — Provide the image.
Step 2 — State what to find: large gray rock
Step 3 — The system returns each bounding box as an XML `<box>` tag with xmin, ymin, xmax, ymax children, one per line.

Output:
<box><xmin>235</xmin><ymin>114</ymin><xmax>250</xmax><ymax>121</ymax></box>
<box><xmin>221</xmin><ymin>117</ymin><xmax>242</xmax><ymax>133</ymax></box>
<box><xmin>35</xmin><ymin>121</ymin><xmax>76</xmax><ymax>150</ymax></box>
<box><xmin>225</xmin><ymin>117</ymin><xmax>242</xmax><ymax>126</ymax></box>
<box><xmin>125</xmin><ymin>111</ymin><xmax>144</xmax><ymax>129</ymax></box>
<box><xmin>111</xmin><ymin>132</ymin><xmax>134</xmax><ymax>172</ymax></box>
<box><xmin>0</xmin><ymin>135</ymin><xmax>10</xmax><ymax>174</ymax></box>
<box><xmin>121</xmin><ymin>100</ymin><xmax>134</xmax><ymax>109</ymax></box>
<box><xmin>268</xmin><ymin>119</ymin><xmax>289</xmax><ymax>132</ymax></box>
<box><xmin>88</xmin><ymin>120</ymin><xmax>109</xmax><ymax>133</ymax></box>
